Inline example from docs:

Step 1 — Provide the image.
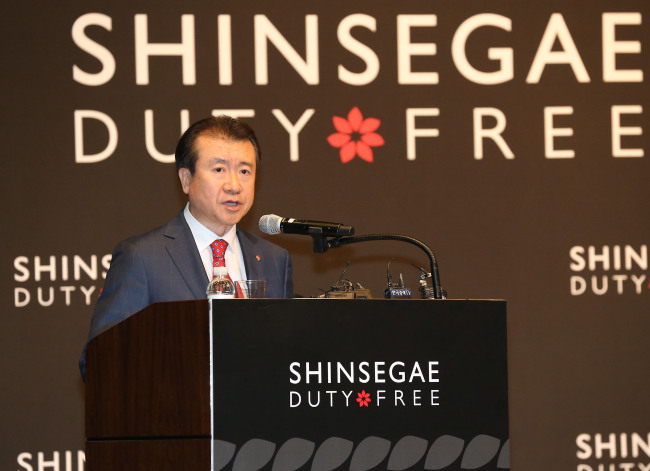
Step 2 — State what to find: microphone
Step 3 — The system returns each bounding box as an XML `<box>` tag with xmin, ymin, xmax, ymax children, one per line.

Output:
<box><xmin>259</xmin><ymin>214</ymin><xmax>354</xmax><ymax>238</ymax></box>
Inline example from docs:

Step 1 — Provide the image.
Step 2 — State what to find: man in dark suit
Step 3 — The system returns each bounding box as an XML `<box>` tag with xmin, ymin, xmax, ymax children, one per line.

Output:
<box><xmin>80</xmin><ymin>116</ymin><xmax>293</xmax><ymax>379</ymax></box>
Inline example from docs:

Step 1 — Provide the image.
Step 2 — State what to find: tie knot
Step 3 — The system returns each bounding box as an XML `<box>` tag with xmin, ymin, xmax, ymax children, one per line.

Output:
<box><xmin>210</xmin><ymin>239</ymin><xmax>229</xmax><ymax>267</ymax></box>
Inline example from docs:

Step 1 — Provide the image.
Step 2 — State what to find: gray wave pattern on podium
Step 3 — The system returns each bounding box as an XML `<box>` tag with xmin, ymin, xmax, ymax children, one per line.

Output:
<box><xmin>213</xmin><ymin>435</ymin><xmax>510</xmax><ymax>471</ymax></box>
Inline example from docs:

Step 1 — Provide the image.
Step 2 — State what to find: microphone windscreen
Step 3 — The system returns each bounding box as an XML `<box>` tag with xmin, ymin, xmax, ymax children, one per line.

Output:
<box><xmin>259</xmin><ymin>214</ymin><xmax>283</xmax><ymax>235</ymax></box>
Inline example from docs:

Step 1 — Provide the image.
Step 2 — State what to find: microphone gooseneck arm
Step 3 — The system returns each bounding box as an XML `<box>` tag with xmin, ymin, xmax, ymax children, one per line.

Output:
<box><xmin>307</xmin><ymin>227</ymin><xmax>445</xmax><ymax>300</ymax></box>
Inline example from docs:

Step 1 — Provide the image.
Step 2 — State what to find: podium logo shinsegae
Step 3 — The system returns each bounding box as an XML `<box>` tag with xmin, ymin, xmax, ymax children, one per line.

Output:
<box><xmin>288</xmin><ymin>361</ymin><xmax>440</xmax><ymax>409</ymax></box>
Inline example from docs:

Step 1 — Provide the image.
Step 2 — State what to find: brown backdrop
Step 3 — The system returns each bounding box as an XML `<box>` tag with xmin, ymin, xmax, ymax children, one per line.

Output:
<box><xmin>2</xmin><ymin>1</ymin><xmax>649</xmax><ymax>470</ymax></box>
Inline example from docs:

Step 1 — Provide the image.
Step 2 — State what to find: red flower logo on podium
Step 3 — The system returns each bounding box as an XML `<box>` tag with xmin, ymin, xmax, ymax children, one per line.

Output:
<box><xmin>327</xmin><ymin>107</ymin><xmax>385</xmax><ymax>163</ymax></box>
<box><xmin>356</xmin><ymin>390</ymin><xmax>372</xmax><ymax>407</ymax></box>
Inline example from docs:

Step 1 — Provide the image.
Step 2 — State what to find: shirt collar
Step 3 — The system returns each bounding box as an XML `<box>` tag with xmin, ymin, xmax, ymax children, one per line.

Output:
<box><xmin>183</xmin><ymin>203</ymin><xmax>238</xmax><ymax>252</ymax></box>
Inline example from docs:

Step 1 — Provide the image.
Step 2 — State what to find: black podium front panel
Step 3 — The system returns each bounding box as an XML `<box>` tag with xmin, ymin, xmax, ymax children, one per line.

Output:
<box><xmin>210</xmin><ymin>299</ymin><xmax>508</xmax><ymax>471</ymax></box>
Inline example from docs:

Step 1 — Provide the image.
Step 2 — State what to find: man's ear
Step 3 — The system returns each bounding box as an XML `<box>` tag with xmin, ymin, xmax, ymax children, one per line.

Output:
<box><xmin>178</xmin><ymin>168</ymin><xmax>191</xmax><ymax>194</ymax></box>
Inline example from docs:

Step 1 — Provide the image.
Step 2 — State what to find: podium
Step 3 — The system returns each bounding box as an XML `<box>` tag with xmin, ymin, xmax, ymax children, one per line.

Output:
<box><xmin>86</xmin><ymin>299</ymin><xmax>509</xmax><ymax>471</ymax></box>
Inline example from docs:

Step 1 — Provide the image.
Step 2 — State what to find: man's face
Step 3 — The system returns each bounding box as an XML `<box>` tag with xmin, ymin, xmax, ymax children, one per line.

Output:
<box><xmin>178</xmin><ymin>135</ymin><xmax>256</xmax><ymax>236</ymax></box>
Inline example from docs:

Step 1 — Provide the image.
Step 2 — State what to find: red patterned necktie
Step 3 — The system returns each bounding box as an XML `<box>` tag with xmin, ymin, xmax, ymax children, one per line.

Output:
<box><xmin>210</xmin><ymin>239</ymin><xmax>229</xmax><ymax>271</ymax></box>
<box><xmin>209</xmin><ymin>239</ymin><xmax>240</xmax><ymax>295</ymax></box>
<box><xmin>210</xmin><ymin>239</ymin><xmax>233</xmax><ymax>282</ymax></box>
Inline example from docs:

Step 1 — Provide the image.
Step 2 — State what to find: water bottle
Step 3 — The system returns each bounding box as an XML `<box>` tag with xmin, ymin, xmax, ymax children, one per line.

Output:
<box><xmin>206</xmin><ymin>266</ymin><xmax>235</xmax><ymax>299</ymax></box>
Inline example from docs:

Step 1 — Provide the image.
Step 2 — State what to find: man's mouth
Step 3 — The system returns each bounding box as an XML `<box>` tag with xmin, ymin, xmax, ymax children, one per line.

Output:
<box><xmin>224</xmin><ymin>201</ymin><xmax>240</xmax><ymax>207</ymax></box>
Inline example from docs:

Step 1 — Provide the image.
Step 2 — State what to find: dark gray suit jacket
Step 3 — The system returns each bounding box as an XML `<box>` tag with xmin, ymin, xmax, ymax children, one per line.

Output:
<box><xmin>79</xmin><ymin>209</ymin><xmax>293</xmax><ymax>378</ymax></box>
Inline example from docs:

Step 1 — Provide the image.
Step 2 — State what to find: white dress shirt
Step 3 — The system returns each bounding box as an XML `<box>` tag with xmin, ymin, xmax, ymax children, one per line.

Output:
<box><xmin>183</xmin><ymin>203</ymin><xmax>247</xmax><ymax>282</ymax></box>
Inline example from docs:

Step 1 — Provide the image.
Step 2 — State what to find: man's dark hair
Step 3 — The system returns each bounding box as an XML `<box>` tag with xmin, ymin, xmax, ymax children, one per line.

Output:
<box><xmin>175</xmin><ymin>115</ymin><xmax>261</xmax><ymax>173</ymax></box>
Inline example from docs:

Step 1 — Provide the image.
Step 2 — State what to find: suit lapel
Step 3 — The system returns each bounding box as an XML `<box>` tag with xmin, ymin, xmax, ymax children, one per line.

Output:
<box><xmin>164</xmin><ymin>210</ymin><xmax>209</xmax><ymax>299</ymax></box>
<box><xmin>162</xmin><ymin>213</ymin><xmax>262</xmax><ymax>296</ymax></box>
<box><xmin>238</xmin><ymin>229</ymin><xmax>263</xmax><ymax>281</ymax></box>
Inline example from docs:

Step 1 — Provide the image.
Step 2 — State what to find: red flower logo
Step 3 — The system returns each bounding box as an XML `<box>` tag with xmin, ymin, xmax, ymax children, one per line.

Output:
<box><xmin>327</xmin><ymin>107</ymin><xmax>385</xmax><ymax>163</ymax></box>
<box><xmin>356</xmin><ymin>390</ymin><xmax>372</xmax><ymax>407</ymax></box>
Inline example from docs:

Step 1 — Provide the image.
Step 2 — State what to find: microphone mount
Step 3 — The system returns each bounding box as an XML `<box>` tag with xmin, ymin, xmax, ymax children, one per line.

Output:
<box><xmin>307</xmin><ymin>227</ymin><xmax>445</xmax><ymax>300</ymax></box>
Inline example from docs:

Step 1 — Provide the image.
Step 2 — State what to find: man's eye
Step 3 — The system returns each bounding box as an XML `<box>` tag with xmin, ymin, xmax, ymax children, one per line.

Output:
<box><xmin>214</xmin><ymin>167</ymin><xmax>224</xmax><ymax>172</ymax></box>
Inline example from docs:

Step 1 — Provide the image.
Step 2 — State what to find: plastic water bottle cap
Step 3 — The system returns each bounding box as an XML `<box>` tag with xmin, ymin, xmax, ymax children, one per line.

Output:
<box><xmin>213</xmin><ymin>266</ymin><xmax>228</xmax><ymax>276</ymax></box>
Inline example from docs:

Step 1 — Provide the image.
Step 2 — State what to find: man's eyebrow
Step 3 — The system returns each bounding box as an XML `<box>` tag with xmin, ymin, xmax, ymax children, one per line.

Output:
<box><xmin>208</xmin><ymin>157</ymin><xmax>254</xmax><ymax>167</ymax></box>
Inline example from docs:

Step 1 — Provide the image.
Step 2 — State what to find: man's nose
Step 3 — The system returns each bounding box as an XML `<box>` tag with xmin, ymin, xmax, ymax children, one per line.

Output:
<box><xmin>224</xmin><ymin>171</ymin><xmax>242</xmax><ymax>192</ymax></box>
